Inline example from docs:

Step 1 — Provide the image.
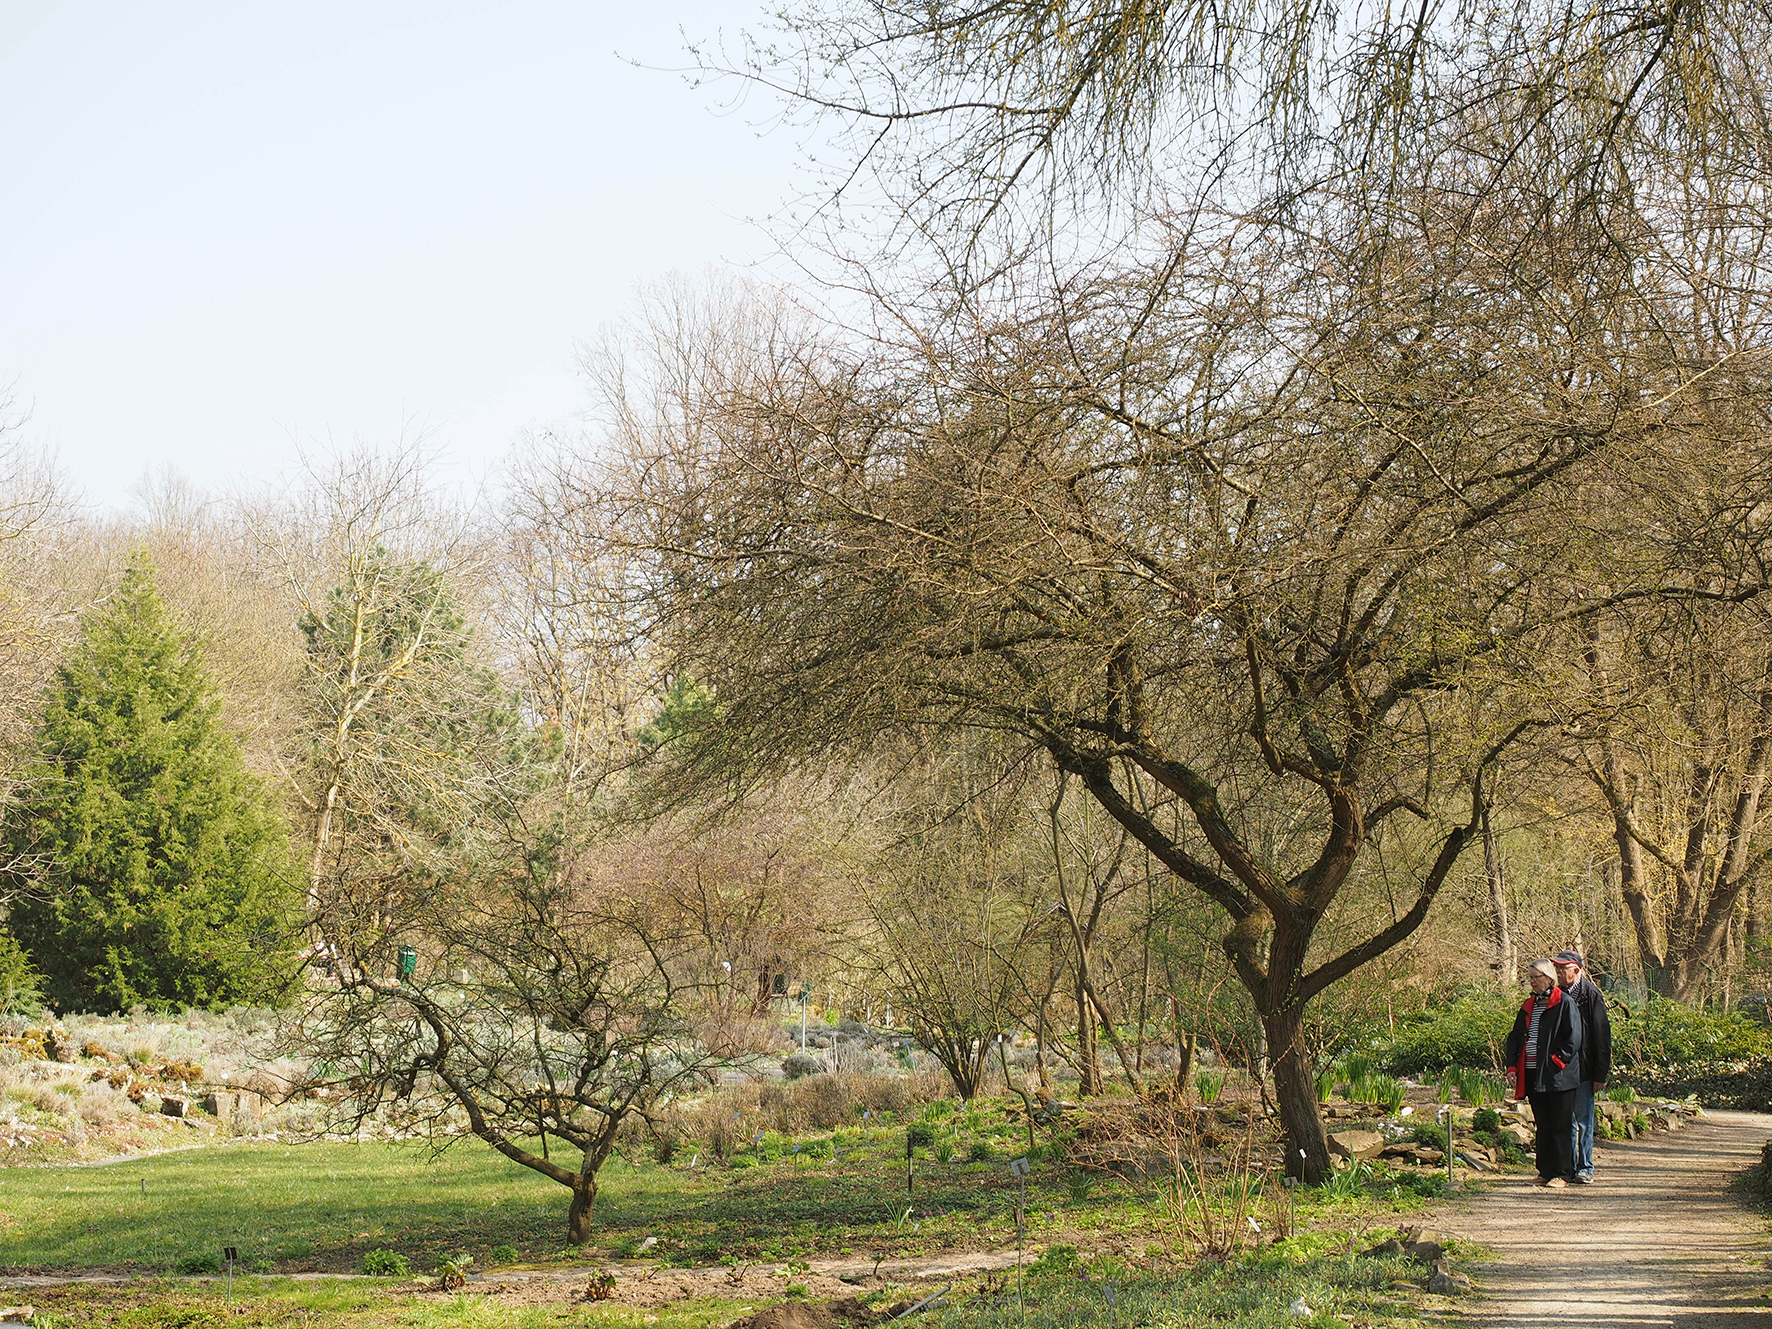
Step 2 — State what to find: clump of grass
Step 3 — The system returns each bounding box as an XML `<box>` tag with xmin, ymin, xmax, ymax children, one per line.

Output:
<box><xmin>361</xmin><ymin>1249</ymin><xmax>408</xmax><ymax>1276</ymax></box>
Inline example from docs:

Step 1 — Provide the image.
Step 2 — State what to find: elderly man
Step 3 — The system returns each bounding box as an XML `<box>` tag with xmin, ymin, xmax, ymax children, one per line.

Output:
<box><xmin>1554</xmin><ymin>949</ymin><xmax>1612</xmax><ymax>1184</ymax></box>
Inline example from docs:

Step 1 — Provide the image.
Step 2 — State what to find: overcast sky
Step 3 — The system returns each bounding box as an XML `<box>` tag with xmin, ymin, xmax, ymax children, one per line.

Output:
<box><xmin>0</xmin><ymin>1</ymin><xmax>797</xmax><ymax>512</ymax></box>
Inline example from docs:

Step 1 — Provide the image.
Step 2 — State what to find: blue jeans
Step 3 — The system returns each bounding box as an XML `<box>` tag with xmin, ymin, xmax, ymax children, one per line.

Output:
<box><xmin>1573</xmin><ymin>1081</ymin><xmax>1596</xmax><ymax>1176</ymax></box>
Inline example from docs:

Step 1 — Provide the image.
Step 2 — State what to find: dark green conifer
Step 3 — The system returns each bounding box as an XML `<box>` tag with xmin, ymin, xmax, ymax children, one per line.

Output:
<box><xmin>5</xmin><ymin>552</ymin><xmax>294</xmax><ymax>1011</ymax></box>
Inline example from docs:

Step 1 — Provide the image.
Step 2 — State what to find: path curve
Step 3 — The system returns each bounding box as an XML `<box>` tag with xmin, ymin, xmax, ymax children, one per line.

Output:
<box><xmin>1447</xmin><ymin>1108</ymin><xmax>1772</xmax><ymax>1328</ymax></box>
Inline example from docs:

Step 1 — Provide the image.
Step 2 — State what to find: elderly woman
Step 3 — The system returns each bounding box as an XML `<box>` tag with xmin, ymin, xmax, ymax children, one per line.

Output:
<box><xmin>1503</xmin><ymin>958</ymin><xmax>1584</xmax><ymax>1188</ymax></box>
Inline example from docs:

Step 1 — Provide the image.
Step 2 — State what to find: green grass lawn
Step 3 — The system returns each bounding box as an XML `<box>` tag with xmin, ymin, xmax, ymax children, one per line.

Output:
<box><xmin>0</xmin><ymin>1101</ymin><xmax>1458</xmax><ymax>1277</ymax></box>
<box><xmin>0</xmin><ymin>1130</ymin><xmax>1132</xmax><ymax>1273</ymax></box>
<box><xmin>27</xmin><ymin>1277</ymin><xmax>758</xmax><ymax>1329</ymax></box>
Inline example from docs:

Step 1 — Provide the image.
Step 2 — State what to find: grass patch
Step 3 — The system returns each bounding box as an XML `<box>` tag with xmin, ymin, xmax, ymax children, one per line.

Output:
<box><xmin>0</xmin><ymin>1096</ymin><xmax>1464</xmax><ymax>1277</ymax></box>
<box><xmin>26</xmin><ymin>1278</ymin><xmax>755</xmax><ymax>1329</ymax></box>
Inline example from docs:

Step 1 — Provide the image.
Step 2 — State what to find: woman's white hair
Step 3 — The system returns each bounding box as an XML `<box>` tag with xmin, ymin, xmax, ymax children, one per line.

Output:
<box><xmin>1527</xmin><ymin>958</ymin><xmax>1558</xmax><ymax>981</ymax></box>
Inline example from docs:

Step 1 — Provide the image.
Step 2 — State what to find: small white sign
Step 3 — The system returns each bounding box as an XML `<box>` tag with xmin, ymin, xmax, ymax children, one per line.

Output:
<box><xmin>1009</xmin><ymin>1156</ymin><xmax>1031</xmax><ymax>1177</ymax></box>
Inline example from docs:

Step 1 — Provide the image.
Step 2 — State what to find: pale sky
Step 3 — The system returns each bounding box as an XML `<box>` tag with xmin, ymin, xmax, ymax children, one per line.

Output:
<box><xmin>0</xmin><ymin>1</ymin><xmax>798</xmax><ymax>511</ymax></box>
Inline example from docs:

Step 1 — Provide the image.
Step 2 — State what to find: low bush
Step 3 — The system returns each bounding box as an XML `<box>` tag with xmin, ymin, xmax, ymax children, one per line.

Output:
<box><xmin>1612</xmin><ymin>996</ymin><xmax>1772</xmax><ymax>1069</ymax></box>
<box><xmin>488</xmin><ymin>1245</ymin><xmax>519</xmax><ymax>1263</ymax></box>
<box><xmin>1374</xmin><ymin>995</ymin><xmax>1513</xmax><ymax>1075</ymax></box>
<box><xmin>360</xmin><ymin>1249</ymin><xmax>409</xmax><ymax>1276</ymax></box>
<box><xmin>174</xmin><ymin>1251</ymin><xmax>222</xmax><ymax>1275</ymax></box>
<box><xmin>1409</xmin><ymin>1123</ymin><xmax>1448</xmax><ymax>1152</ymax></box>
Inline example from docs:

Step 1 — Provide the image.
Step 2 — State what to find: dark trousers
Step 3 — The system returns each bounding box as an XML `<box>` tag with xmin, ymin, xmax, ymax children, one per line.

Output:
<box><xmin>1529</xmin><ymin>1087</ymin><xmax>1577</xmax><ymax>1180</ymax></box>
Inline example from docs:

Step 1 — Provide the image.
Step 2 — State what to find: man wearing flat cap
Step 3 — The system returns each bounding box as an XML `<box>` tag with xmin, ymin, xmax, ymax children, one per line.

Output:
<box><xmin>1555</xmin><ymin>949</ymin><xmax>1611</xmax><ymax>1183</ymax></box>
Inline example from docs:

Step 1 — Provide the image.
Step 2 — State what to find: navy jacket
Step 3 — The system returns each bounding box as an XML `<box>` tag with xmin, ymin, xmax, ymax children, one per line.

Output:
<box><xmin>1561</xmin><ymin>974</ymin><xmax>1612</xmax><ymax>1084</ymax></box>
<box><xmin>1503</xmin><ymin>985</ymin><xmax>1584</xmax><ymax>1096</ymax></box>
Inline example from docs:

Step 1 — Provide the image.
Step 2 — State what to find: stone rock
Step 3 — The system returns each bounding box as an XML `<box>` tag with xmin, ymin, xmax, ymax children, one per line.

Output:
<box><xmin>1362</xmin><ymin>1238</ymin><xmax>1404</xmax><ymax>1257</ymax></box>
<box><xmin>160</xmin><ymin>1096</ymin><xmax>187</xmax><ymax>1118</ymax></box>
<box><xmin>1401</xmin><ymin>1227</ymin><xmax>1456</xmax><ymax>1247</ymax></box>
<box><xmin>1328</xmin><ymin>1130</ymin><xmax>1384</xmax><ymax>1160</ymax></box>
<box><xmin>1502</xmin><ymin>1122</ymin><xmax>1535</xmax><ymax>1147</ymax></box>
<box><xmin>1404</xmin><ymin>1240</ymin><xmax>1445</xmax><ymax>1263</ymax></box>
<box><xmin>1427</xmin><ymin>1269</ymin><xmax>1473</xmax><ymax>1296</ymax></box>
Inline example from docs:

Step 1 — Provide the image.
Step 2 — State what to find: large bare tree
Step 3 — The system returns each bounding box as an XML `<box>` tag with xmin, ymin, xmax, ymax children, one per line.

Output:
<box><xmin>558</xmin><ymin>82</ymin><xmax>1772</xmax><ymax>1175</ymax></box>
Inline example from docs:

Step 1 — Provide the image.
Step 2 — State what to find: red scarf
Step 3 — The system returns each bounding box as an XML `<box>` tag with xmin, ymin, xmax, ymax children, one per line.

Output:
<box><xmin>1512</xmin><ymin>984</ymin><xmax>1566</xmax><ymax>1100</ymax></box>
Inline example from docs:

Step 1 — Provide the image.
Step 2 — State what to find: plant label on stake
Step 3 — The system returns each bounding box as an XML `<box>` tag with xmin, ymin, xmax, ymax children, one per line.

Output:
<box><xmin>223</xmin><ymin>1247</ymin><xmax>238</xmax><ymax>1303</ymax></box>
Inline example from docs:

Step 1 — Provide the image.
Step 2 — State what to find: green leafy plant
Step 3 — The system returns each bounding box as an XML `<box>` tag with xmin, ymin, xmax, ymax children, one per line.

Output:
<box><xmin>1375</xmin><ymin>995</ymin><xmax>1514</xmax><ymax>1075</ymax></box>
<box><xmin>906</xmin><ymin>1122</ymin><xmax>936</xmax><ymax>1149</ymax></box>
<box><xmin>1351</xmin><ymin>1073</ymin><xmax>1406</xmax><ymax>1114</ymax></box>
<box><xmin>361</xmin><ymin>1249</ymin><xmax>409</xmax><ymax>1276</ymax></box>
<box><xmin>1613</xmin><ymin>995</ymin><xmax>1771</xmax><ymax>1068</ymax></box>
<box><xmin>1471</xmin><ymin>1107</ymin><xmax>1502</xmax><ymax>1134</ymax></box>
<box><xmin>435</xmin><ymin>1253</ymin><xmax>473</xmax><ymax>1290</ymax></box>
<box><xmin>785</xmin><ymin>1283</ymin><xmax>810</xmax><ymax>1299</ymax></box>
<box><xmin>1194</xmin><ymin>1069</ymin><xmax>1226</xmax><ymax>1104</ymax></box>
<box><xmin>1313</xmin><ymin>1160</ymin><xmax>1373</xmax><ymax>1201</ymax></box>
<box><xmin>968</xmin><ymin>1140</ymin><xmax>997</xmax><ymax>1162</ymax></box>
<box><xmin>488</xmin><ymin>1245</ymin><xmax>519</xmax><ymax>1264</ymax></box>
<box><xmin>1314</xmin><ymin>1066</ymin><xmax>1338</xmax><ymax>1103</ymax></box>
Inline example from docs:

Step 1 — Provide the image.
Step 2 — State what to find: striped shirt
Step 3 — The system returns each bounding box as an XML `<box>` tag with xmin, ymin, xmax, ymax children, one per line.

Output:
<box><xmin>1524</xmin><ymin>992</ymin><xmax>1548</xmax><ymax>1068</ymax></box>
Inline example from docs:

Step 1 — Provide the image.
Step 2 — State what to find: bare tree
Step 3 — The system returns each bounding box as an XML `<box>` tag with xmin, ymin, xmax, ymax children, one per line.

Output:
<box><xmin>1574</xmin><ymin>604</ymin><xmax>1772</xmax><ymax>999</ymax></box>
<box><xmin>555</xmin><ymin>78</ymin><xmax>1772</xmax><ymax>1177</ymax></box>
<box><xmin>296</xmin><ymin>817</ymin><xmax>715</xmax><ymax>1245</ymax></box>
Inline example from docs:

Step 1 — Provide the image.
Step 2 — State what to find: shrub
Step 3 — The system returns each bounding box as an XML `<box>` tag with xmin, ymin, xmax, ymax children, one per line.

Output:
<box><xmin>361</xmin><ymin>1249</ymin><xmax>409</xmax><ymax>1276</ymax></box>
<box><xmin>1471</xmin><ymin>1107</ymin><xmax>1502</xmax><ymax>1134</ymax></box>
<box><xmin>0</xmin><ymin>933</ymin><xmax>41</xmax><ymax>1017</ymax></box>
<box><xmin>174</xmin><ymin>1251</ymin><xmax>222</xmax><ymax>1274</ymax></box>
<box><xmin>1376</xmin><ymin>995</ymin><xmax>1514</xmax><ymax>1074</ymax></box>
<box><xmin>488</xmin><ymin>1245</ymin><xmax>519</xmax><ymax>1264</ymax></box>
<box><xmin>906</xmin><ymin>1122</ymin><xmax>936</xmax><ymax>1149</ymax></box>
<box><xmin>1613</xmin><ymin>996</ymin><xmax>1772</xmax><ymax>1068</ymax></box>
<box><xmin>781</xmin><ymin>1053</ymin><xmax>825</xmax><ymax>1080</ymax></box>
<box><xmin>969</xmin><ymin>1140</ymin><xmax>997</xmax><ymax>1162</ymax></box>
<box><xmin>1409</xmin><ymin>1124</ymin><xmax>1449</xmax><ymax>1152</ymax></box>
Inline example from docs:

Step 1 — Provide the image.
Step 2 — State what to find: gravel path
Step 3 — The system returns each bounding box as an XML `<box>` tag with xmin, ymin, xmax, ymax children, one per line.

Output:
<box><xmin>1447</xmin><ymin>1108</ymin><xmax>1772</xmax><ymax>1328</ymax></box>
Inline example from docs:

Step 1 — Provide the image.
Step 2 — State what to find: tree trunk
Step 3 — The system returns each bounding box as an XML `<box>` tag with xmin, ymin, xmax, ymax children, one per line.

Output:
<box><xmin>1075</xmin><ymin>967</ymin><xmax>1103</xmax><ymax>1095</ymax></box>
<box><xmin>1263</xmin><ymin>1004</ymin><xmax>1330</xmax><ymax>1183</ymax></box>
<box><xmin>1481</xmin><ymin>806</ymin><xmax>1514</xmax><ymax>982</ymax></box>
<box><xmin>566</xmin><ymin>1176</ymin><xmax>598</xmax><ymax>1246</ymax></box>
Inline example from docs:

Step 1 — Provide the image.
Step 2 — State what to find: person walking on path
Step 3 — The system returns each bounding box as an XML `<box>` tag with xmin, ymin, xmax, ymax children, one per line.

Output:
<box><xmin>1504</xmin><ymin>958</ymin><xmax>1585</xmax><ymax>1188</ymax></box>
<box><xmin>1555</xmin><ymin>948</ymin><xmax>1611</xmax><ymax>1185</ymax></box>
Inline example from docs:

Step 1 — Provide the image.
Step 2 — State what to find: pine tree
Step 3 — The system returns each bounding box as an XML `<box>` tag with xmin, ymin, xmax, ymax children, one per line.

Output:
<box><xmin>4</xmin><ymin>552</ymin><xmax>294</xmax><ymax>1011</ymax></box>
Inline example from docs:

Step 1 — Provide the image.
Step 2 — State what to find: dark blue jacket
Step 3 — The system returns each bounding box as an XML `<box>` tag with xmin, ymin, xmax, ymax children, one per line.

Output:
<box><xmin>1503</xmin><ymin>985</ymin><xmax>1583</xmax><ymax>1095</ymax></box>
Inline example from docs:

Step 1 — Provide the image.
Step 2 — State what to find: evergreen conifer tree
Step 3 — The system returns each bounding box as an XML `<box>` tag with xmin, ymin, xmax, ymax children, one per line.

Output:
<box><xmin>4</xmin><ymin>552</ymin><xmax>294</xmax><ymax>1011</ymax></box>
